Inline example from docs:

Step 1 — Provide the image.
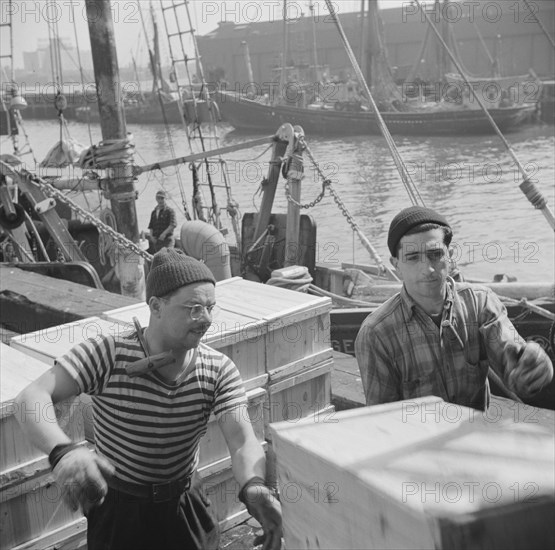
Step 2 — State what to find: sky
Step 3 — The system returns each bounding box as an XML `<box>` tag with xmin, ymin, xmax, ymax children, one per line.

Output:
<box><xmin>1</xmin><ymin>0</ymin><xmax>408</xmax><ymax>70</ymax></box>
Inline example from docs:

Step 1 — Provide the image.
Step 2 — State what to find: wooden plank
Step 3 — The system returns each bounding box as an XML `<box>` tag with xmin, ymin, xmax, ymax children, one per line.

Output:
<box><xmin>12</xmin><ymin>518</ymin><xmax>87</xmax><ymax>550</ymax></box>
<box><xmin>0</xmin><ymin>462</ymin><xmax>85</xmax><ymax>549</ymax></box>
<box><xmin>269</xmin><ymin>397</ymin><xmax>555</xmax><ymax>549</ymax></box>
<box><xmin>331</xmin><ymin>350</ymin><xmax>366</xmax><ymax>410</ymax></box>
<box><xmin>267</xmin><ymin>361</ymin><xmax>332</xmax><ymax>424</ymax></box>
<box><xmin>0</xmin><ymin>265</ymin><xmax>139</xmax><ymax>334</ymax></box>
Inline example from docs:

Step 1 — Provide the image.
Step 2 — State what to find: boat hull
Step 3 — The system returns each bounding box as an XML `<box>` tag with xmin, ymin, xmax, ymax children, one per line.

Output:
<box><xmin>216</xmin><ymin>91</ymin><xmax>535</xmax><ymax>136</ymax></box>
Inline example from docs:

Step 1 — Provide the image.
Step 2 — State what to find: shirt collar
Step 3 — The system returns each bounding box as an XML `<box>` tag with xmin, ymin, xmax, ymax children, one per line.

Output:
<box><xmin>400</xmin><ymin>276</ymin><xmax>456</xmax><ymax>320</ymax></box>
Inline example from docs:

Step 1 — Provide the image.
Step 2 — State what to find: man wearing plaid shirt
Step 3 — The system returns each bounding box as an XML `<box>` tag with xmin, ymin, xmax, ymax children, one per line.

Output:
<box><xmin>355</xmin><ymin>206</ymin><xmax>553</xmax><ymax>411</ymax></box>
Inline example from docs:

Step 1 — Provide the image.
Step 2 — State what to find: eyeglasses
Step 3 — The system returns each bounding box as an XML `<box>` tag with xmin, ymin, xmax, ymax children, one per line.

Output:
<box><xmin>184</xmin><ymin>304</ymin><xmax>220</xmax><ymax>321</ymax></box>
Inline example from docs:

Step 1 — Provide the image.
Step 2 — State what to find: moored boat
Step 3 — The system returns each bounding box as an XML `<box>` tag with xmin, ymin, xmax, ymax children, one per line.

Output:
<box><xmin>215</xmin><ymin>89</ymin><xmax>535</xmax><ymax>136</ymax></box>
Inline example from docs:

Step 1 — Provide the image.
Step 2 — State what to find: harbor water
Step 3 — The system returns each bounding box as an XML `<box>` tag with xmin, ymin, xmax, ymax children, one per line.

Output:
<box><xmin>12</xmin><ymin>118</ymin><xmax>555</xmax><ymax>283</ymax></box>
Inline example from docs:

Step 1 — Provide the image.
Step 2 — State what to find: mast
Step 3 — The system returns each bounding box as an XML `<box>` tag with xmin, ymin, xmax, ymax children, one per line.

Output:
<box><xmin>85</xmin><ymin>0</ymin><xmax>145</xmax><ymax>299</ymax></box>
<box><xmin>309</xmin><ymin>0</ymin><xmax>320</xmax><ymax>81</ymax></box>
<box><xmin>279</xmin><ymin>0</ymin><xmax>289</xmax><ymax>100</ymax></box>
<box><xmin>359</xmin><ymin>0</ymin><xmax>368</xmax><ymax>82</ymax></box>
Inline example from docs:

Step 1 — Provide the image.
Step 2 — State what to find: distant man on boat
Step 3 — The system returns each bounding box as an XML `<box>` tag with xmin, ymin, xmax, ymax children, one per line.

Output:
<box><xmin>147</xmin><ymin>189</ymin><xmax>177</xmax><ymax>252</ymax></box>
<box><xmin>15</xmin><ymin>248</ymin><xmax>282</xmax><ymax>550</ymax></box>
<box><xmin>355</xmin><ymin>206</ymin><xmax>553</xmax><ymax>411</ymax></box>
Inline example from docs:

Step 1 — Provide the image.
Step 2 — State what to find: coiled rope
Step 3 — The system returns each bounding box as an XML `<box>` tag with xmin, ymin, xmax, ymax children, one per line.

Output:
<box><xmin>78</xmin><ymin>134</ymin><xmax>135</xmax><ymax>170</ymax></box>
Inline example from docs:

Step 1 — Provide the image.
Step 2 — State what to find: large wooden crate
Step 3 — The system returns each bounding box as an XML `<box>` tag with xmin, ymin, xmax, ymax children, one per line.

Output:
<box><xmin>269</xmin><ymin>396</ymin><xmax>555</xmax><ymax>550</ymax></box>
<box><xmin>199</xmin><ymin>387</ymin><xmax>267</xmax><ymax>469</ymax></box>
<box><xmin>9</xmin><ymin>317</ymin><xmax>133</xmax><ymax>366</ymax></box>
<box><xmin>0</xmin><ymin>344</ymin><xmax>88</xmax><ymax>550</ymax></box>
<box><xmin>0</xmin><ymin>344</ymin><xmax>87</xmax><ymax>471</ymax></box>
<box><xmin>101</xmin><ymin>278</ymin><xmax>332</xmax><ymax>384</ymax></box>
<box><xmin>9</xmin><ymin>318</ymin><xmax>131</xmax><ymax>444</ymax></box>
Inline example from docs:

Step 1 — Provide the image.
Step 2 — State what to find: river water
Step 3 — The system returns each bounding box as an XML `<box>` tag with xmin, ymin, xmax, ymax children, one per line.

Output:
<box><xmin>13</xmin><ymin>118</ymin><xmax>555</xmax><ymax>283</ymax></box>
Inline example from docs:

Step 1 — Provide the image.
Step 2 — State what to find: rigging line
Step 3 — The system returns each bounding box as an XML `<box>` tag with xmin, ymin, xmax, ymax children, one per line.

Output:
<box><xmin>179</xmin><ymin>1</ymin><xmax>221</xmax><ymax>221</ymax></box>
<box><xmin>323</xmin><ymin>0</ymin><xmax>424</xmax><ymax>207</ymax></box>
<box><xmin>406</xmin><ymin>21</ymin><xmax>431</xmax><ymax>83</ymax></box>
<box><xmin>414</xmin><ymin>0</ymin><xmax>555</xmax><ymax>231</ymax></box>
<box><xmin>138</xmin><ymin>1</ymin><xmax>190</xmax><ymax>220</ymax></box>
<box><xmin>46</xmin><ymin>17</ymin><xmax>57</xmax><ymax>88</ymax></box>
<box><xmin>225</xmin><ymin>143</ymin><xmax>274</xmax><ymax>163</ymax></box>
<box><xmin>69</xmin><ymin>0</ymin><xmax>93</xmax><ymax>144</ymax></box>
<box><xmin>522</xmin><ymin>0</ymin><xmax>555</xmax><ymax>50</ymax></box>
<box><xmin>159</xmin><ymin>1</ymin><xmax>221</xmax><ymax>227</ymax></box>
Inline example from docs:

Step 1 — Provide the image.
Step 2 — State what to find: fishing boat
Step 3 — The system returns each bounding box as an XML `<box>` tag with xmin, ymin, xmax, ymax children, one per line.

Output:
<box><xmin>214</xmin><ymin>0</ymin><xmax>536</xmax><ymax>136</ymax></box>
<box><xmin>215</xmin><ymin>90</ymin><xmax>534</xmax><ymax>135</ymax></box>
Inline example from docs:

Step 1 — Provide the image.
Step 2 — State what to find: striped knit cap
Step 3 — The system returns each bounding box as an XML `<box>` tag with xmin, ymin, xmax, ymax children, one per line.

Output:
<box><xmin>387</xmin><ymin>206</ymin><xmax>451</xmax><ymax>257</ymax></box>
<box><xmin>146</xmin><ymin>248</ymin><xmax>215</xmax><ymax>302</ymax></box>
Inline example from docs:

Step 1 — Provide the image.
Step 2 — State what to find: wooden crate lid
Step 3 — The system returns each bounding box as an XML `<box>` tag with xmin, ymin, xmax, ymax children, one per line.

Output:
<box><xmin>270</xmin><ymin>397</ymin><xmax>555</xmax><ymax>516</ymax></box>
<box><xmin>102</xmin><ymin>277</ymin><xmax>330</xmax><ymax>343</ymax></box>
<box><xmin>9</xmin><ymin>317</ymin><xmax>133</xmax><ymax>365</ymax></box>
<box><xmin>215</xmin><ymin>278</ymin><xmax>331</xmax><ymax>326</ymax></box>
<box><xmin>101</xmin><ymin>302</ymin><xmax>267</xmax><ymax>345</ymax></box>
<box><xmin>0</xmin><ymin>344</ymin><xmax>50</xmax><ymax>418</ymax></box>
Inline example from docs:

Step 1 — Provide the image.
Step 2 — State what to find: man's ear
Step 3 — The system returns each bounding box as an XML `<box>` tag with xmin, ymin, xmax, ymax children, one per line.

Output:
<box><xmin>149</xmin><ymin>297</ymin><xmax>162</xmax><ymax>318</ymax></box>
<box><xmin>390</xmin><ymin>256</ymin><xmax>398</xmax><ymax>270</ymax></box>
<box><xmin>448</xmin><ymin>246</ymin><xmax>454</xmax><ymax>259</ymax></box>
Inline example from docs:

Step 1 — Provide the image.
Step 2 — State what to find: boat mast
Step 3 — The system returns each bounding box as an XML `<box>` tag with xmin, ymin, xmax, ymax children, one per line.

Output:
<box><xmin>359</xmin><ymin>0</ymin><xmax>368</xmax><ymax>83</ymax></box>
<box><xmin>84</xmin><ymin>0</ymin><xmax>146</xmax><ymax>299</ymax></box>
<box><xmin>309</xmin><ymin>0</ymin><xmax>320</xmax><ymax>81</ymax></box>
<box><xmin>279</xmin><ymin>0</ymin><xmax>289</xmax><ymax>101</ymax></box>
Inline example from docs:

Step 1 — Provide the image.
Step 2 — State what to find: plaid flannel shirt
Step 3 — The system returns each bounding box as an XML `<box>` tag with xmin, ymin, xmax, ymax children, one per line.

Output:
<box><xmin>355</xmin><ymin>278</ymin><xmax>524</xmax><ymax>410</ymax></box>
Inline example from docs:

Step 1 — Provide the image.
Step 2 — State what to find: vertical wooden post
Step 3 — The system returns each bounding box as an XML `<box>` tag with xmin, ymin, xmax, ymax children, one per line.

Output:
<box><xmin>284</xmin><ymin>131</ymin><xmax>304</xmax><ymax>267</ymax></box>
<box><xmin>85</xmin><ymin>0</ymin><xmax>145</xmax><ymax>299</ymax></box>
<box><xmin>252</xmin><ymin>140</ymin><xmax>288</xmax><ymax>243</ymax></box>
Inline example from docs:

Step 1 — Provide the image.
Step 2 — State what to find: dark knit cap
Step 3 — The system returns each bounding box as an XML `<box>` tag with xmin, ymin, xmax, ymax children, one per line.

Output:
<box><xmin>146</xmin><ymin>248</ymin><xmax>215</xmax><ymax>302</ymax></box>
<box><xmin>387</xmin><ymin>206</ymin><xmax>451</xmax><ymax>257</ymax></box>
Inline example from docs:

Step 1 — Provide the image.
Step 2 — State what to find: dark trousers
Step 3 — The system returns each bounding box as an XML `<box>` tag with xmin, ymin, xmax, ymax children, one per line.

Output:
<box><xmin>86</xmin><ymin>473</ymin><xmax>219</xmax><ymax>550</ymax></box>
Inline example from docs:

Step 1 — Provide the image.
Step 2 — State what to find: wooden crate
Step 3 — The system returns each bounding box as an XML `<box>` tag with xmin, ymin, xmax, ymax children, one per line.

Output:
<box><xmin>198</xmin><ymin>443</ymin><xmax>267</xmax><ymax>534</ymax></box>
<box><xmin>101</xmin><ymin>277</ymin><xmax>333</xmax><ymax>390</ymax></box>
<box><xmin>199</xmin><ymin>460</ymin><xmax>247</xmax><ymax>532</ymax></box>
<box><xmin>9</xmin><ymin>317</ymin><xmax>133</xmax><ymax>365</ymax></box>
<box><xmin>199</xmin><ymin>387</ymin><xmax>266</xmax><ymax>469</ymax></box>
<box><xmin>269</xmin><ymin>396</ymin><xmax>555</xmax><ymax>550</ymax></box>
<box><xmin>0</xmin><ymin>344</ymin><xmax>87</xmax><ymax>471</ymax></box>
<box><xmin>266</xmin><ymin>352</ymin><xmax>333</xmax><ymax>424</ymax></box>
<box><xmin>9</xmin><ymin>319</ymin><xmax>130</xmax><ymax>444</ymax></box>
<box><xmin>0</xmin><ymin>445</ymin><xmax>89</xmax><ymax>550</ymax></box>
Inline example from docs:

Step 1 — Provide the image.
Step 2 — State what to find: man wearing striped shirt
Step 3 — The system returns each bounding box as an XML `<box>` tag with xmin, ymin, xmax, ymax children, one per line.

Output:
<box><xmin>16</xmin><ymin>248</ymin><xmax>282</xmax><ymax>550</ymax></box>
<box><xmin>355</xmin><ymin>206</ymin><xmax>553</xmax><ymax>411</ymax></box>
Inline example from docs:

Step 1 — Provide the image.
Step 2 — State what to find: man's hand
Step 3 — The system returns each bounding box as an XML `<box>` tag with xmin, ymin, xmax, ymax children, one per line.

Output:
<box><xmin>241</xmin><ymin>482</ymin><xmax>283</xmax><ymax>550</ymax></box>
<box><xmin>507</xmin><ymin>342</ymin><xmax>554</xmax><ymax>398</ymax></box>
<box><xmin>54</xmin><ymin>447</ymin><xmax>115</xmax><ymax>514</ymax></box>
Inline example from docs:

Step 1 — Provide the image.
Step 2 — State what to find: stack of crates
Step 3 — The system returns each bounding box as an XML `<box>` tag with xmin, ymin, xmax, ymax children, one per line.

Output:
<box><xmin>8</xmin><ymin>277</ymin><xmax>334</xmax><ymax>532</ymax></box>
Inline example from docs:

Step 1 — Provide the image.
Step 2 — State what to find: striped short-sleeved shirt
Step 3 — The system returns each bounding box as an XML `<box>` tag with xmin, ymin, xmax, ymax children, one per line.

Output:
<box><xmin>57</xmin><ymin>331</ymin><xmax>247</xmax><ymax>484</ymax></box>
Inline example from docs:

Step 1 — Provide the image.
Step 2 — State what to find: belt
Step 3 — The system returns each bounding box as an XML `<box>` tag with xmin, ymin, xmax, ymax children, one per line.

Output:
<box><xmin>108</xmin><ymin>474</ymin><xmax>192</xmax><ymax>503</ymax></box>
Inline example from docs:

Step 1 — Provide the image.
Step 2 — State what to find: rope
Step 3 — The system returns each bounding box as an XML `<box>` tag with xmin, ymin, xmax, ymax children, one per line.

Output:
<box><xmin>69</xmin><ymin>0</ymin><xmax>93</xmax><ymax>145</ymax></box>
<box><xmin>78</xmin><ymin>135</ymin><xmax>135</xmax><ymax>170</ymax></box>
<box><xmin>307</xmin><ymin>283</ymin><xmax>383</xmax><ymax>307</ymax></box>
<box><xmin>322</xmin><ymin>0</ymin><xmax>425</xmax><ymax>208</ymax></box>
<box><xmin>301</xmin><ymin>138</ymin><xmax>400</xmax><ymax>281</ymax></box>
<box><xmin>413</xmin><ymin>0</ymin><xmax>555</xmax><ymax>231</ymax></box>
<box><xmin>523</xmin><ymin>0</ymin><xmax>555</xmax><ymax>50</ymax></box>
<box><xmin>0</xmin><ymin>161</ymin><xmax>153</xmax><ymax>263</ymax></box>
<box><xmin>23</xmin><ymin>210</ymin><xmax>49</xmax><ymax>261</ymax></box>
<box><xmin>138</xmin><ymin>1</ymin><xmax>191</xmax><ymax>222</ymax></box>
